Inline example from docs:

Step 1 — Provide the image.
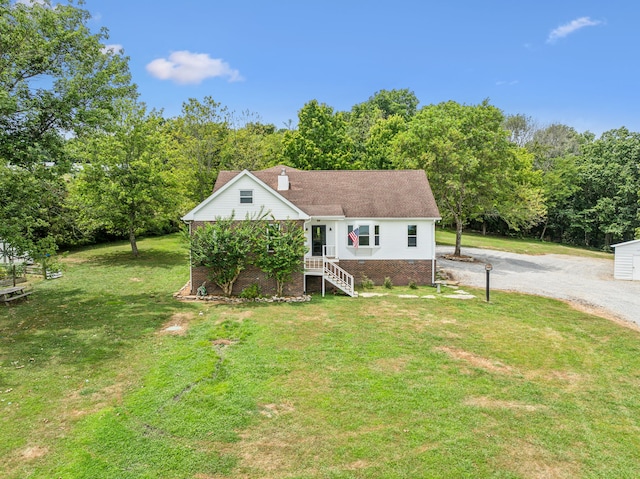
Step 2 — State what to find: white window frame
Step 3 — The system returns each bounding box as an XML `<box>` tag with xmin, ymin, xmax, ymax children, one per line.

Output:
<box><xmin>240</xmin><ymin>189</ymin><xmax>253</xmax><ymax>204</ymax></box>
<box><xmin>348</xmin><ymin>223</ymin><xmax>380</xmax><ymax>248</ymax></box>
<box><xmin>407</xmin><ymin>224</ymin><xmax>417</xmax><ymax>247</ymax></box>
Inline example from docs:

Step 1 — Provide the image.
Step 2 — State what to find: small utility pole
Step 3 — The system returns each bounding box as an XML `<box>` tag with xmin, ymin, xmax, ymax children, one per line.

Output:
<box><xmin>485</xmin><ymin>263</ymin><xmax>492</xmax><ymax>302</ymax></box>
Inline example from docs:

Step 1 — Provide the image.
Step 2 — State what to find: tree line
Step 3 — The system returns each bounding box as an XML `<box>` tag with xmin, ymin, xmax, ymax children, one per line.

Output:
<box><xmin>2</xmin><ymin>0</ymin><xmax>639</xmax><ymax>263</ymax></box>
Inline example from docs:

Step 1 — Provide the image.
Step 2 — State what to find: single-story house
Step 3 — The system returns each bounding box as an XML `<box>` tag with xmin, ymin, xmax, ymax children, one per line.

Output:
<box><xmin>612</xmin><ymin>239</ymin><xmax>640</xmax><ymax>280</ymax></box>
<box><xmin>182</xmin><ymin>165</ymin><xmax>441</xmax><ymax>297</ymax></box>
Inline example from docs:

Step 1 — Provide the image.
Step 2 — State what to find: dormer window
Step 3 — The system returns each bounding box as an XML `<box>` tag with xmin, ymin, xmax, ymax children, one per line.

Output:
<box><xmin>240</xmin><ymin>190</ymin><xmax>253</xmax><ymax>204</ymax></box>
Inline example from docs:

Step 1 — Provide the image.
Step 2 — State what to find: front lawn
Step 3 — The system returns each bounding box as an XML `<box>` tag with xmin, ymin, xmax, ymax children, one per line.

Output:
<box><xmin>1</xmin><ymin>234</ymin><xmax>638</xmax><ymax>478</ymax></box>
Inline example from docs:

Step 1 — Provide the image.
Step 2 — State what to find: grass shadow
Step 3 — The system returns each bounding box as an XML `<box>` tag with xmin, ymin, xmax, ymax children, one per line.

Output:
<box><xmin>81</xmin><ymin>249</ymin><xmax>188</xmax><ymax>270</ymax></box>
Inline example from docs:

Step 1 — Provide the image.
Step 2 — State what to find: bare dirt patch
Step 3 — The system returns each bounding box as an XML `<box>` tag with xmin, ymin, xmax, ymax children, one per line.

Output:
<box><xmin>344</xmin><ymin>459</ymin><xmax>370</xmax><ymax>470</ymax></box>
<box><xmin>20</xmin><ymin>445</ymin><xmax>48</xmax><ymax>460</ymax></box>
<box><xmin>373</xmin><ymin>356</ymin><xmax>410</xmax><ymax>373</ymax></box>
<box><xmin>525</xmin><ymin>370</ymin><xmax>587</xmax><ymax>392</ymax></box>
<box><xmin>259</xmin><ymin>402</ymin><xmax>295</xmax><ymax>418</ymax></box>
<box><xmin>214</xmin><ymin>427</ymin><xmax>323</xmax><ymax>477</ymax></box>
<box><xmin>498</xmin><ymin>438</ymin><xmax>581</xmax><ymax>479</ymax></box>
<box><xmin>465</xmin><ymin>396</ymin><xmax>547</xmax><ymax>412</ymax></box>
<box><xmin>436</xmin><ymin>346</ymin><xmax>515</xmax><ymax>375</ymax></box>
<box><xmin>215</xmin><ymin>310</ymin><xmax>254</xmax><ymax>324</ymax></box>
<box><xmin>64</xmin><ymin>379</ymin><xmax>130</xmax><ymax>419</ymax></box>
<box><xmin>159</xmin><ymin>312</ymin><xmax>196</xmax><ymax>335</ymax></box>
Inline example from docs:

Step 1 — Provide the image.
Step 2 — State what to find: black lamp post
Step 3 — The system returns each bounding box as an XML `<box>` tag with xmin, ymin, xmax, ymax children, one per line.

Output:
<box><xmin>485</xmin><ymin>263</ymin><xmax>493</xmax><ymax>302</ymax></box>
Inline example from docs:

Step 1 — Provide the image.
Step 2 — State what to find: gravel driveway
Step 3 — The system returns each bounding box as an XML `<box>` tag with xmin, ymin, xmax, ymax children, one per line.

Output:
<box><xmin>436</xmin><ymin>246</ymin><xmax>640</xmax><ymax>327</ymax></box>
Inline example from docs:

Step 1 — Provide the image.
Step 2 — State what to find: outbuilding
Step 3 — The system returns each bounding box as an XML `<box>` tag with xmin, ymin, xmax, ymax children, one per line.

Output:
<box><xmin>611</xmin><ymin>239</ymin><xmax>640</xmax><ymax>280</ymax></box>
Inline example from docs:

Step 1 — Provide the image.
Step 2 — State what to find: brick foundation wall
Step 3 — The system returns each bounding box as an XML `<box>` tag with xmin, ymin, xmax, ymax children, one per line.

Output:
<box><xmin>304</xmin><ymin>259</ymin><xmax>435</xmax><ymax>294</ymax></box>
<box><xmin>337</xmin><ymin>259</ymin><xmax>435</xmax><ymax>288</ymax></box>
<box><xmin>192</xmin><ymin>264</ymin><xmax>305</xmax><ymax>297</ymax></box>
<box><xmin>188</xmin><ymin>220</ymin><xmax>306</xmax><ymax>297</ymax></box>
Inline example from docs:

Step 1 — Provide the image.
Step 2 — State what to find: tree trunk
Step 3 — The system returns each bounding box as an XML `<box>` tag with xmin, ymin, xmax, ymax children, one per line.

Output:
<box><xmin>482</xmin><ymin>222</ymin><xmax>487</xmax><ymax>236</ymax></box>
<box><xmin>129</xmin><ymin>228</ymin><xmax>139</xmax><ymax>257</ymax></box>
<box><xmin>454</xmin><ymin>218</ymin><xmax>463</xmax><ymax>257</ymax></box>
<box><xmin>221</xmin><ymin>282</ymin><xmax>233</xmax><ymax>296</ymax></box>
<box><xmin>539</xmin><ymin>220</ymin><xmax>548</xmax><ymax>241</ymax></box>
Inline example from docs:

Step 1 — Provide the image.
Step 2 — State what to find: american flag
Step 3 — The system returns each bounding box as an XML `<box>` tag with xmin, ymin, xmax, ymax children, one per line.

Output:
<box><xmin>348</xmin><ymin>227</ymin><xmax>359</xmax><ymax>248</ymax></box>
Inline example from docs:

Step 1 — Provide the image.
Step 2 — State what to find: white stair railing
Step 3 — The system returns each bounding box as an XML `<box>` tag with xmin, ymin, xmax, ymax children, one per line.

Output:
<box><xmin>305</xmin><ymin>249</ymin><xmax>357</xmax><ymax>297</ymax></box>
<box><xmin>323</xmin><ymin>257</ymin><xmax>356</xmax><ymax>297</ymax></box>
<box><xmin>323</xmin><ymin>244</ymin><xmax>336</xmax><ymax>258</ymax></box>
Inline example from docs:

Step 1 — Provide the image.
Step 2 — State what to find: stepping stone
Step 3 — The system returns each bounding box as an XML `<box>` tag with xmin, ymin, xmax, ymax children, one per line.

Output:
<box><xmin>398</xmin><ymin>294</ymin><xmax>419</xmax><ymax>298</ymax></box>
<box><xmin>421</xmin><ymin>295</ymin><xmax>436</xmax><ymax>299</ymax></box>
<box><xmin>359</xmin><ymin>292</ymin><xmax>388</xmax><ymax>298</ymax></box>
<box><xmin>443</xmin><ymin>294</ymin><xmax>475</xmax><ymax>300</ymax></box>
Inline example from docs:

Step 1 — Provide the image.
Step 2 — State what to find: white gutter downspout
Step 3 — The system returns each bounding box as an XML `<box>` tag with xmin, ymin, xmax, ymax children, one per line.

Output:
<box><xmin>188</xmin><ymin>222</ymin><xmax>193</xmax><ymax>291</ymax></box>
<box><xmin>432</xmin><ymin>220</ymin><xmax>438</xmax><ymax>285</ymax></box>
<box><xmin>432</xmin><ymin>257</ymin><xmax>436</xmax><ymax>285</ymax></box>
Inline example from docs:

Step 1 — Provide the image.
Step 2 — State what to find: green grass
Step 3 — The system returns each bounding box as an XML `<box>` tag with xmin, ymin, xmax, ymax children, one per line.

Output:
<box><xmin>436</xmin><ymin>229</ymin><xmax>613</xmax><ymax>258</ymax></box>
<box><xmin>2</xmin><ymin>234</ymin><xmax>639</xmax><ymax>478</ymax></box>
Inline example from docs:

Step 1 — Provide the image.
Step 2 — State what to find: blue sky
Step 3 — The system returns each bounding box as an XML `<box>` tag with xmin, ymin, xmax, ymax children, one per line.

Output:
<box><xmin>87</xmin><ymin>1</ymin><xmax>638</xmax><ymax>135</ymax></box>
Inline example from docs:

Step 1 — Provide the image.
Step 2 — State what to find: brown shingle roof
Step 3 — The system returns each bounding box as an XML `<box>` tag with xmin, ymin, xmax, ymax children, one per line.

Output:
<box><xmin>214</xmin><ymin>166</ymin><xmax>440</xmax><ymax>218</ymax></box>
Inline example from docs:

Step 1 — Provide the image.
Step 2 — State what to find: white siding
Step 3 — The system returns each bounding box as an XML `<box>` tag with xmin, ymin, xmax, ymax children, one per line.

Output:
<box><xmin>305</xmin><ymin>219</ymin><xmax>437</xmax><ymax>260</ymax></box>
<box><xmin>191</xmin><ymin>176</ymin><xmax>305</xmax><ymax>221</ymax></box>
<box><xmin>613</xmin><ymin>240</ymin><xmax>640</xmax><ymax>280</ymax></box>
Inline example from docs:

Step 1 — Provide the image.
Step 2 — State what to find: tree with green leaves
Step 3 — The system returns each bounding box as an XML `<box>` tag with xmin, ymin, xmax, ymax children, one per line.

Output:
<box><xmin>346</xmin><ymin>89</ymin><xmax>418</xmax><ymax>167</ymax></box>
<box><xmin>526</xmin><ymin>124</ymin><xmax>583</xmax><ymax>241</ymax></box>
<box><xmin>394</xmin><ymin>100</ymin><xmax>544</xmax><ymax>256</ymax></box>
<box><xmin>0</xmin><ymin>0</ymin><xmax>134</xmax><ymax>168</ymax></box>
<box><xmin>363</xmin><ymin>115</ymin><xmax>407</xmax><ymax>169</ymax></box>
<box><xmin>572</xmin><ymin>128</ymin><xmax>640</xmax><ymax>248</ymax></box>
<box><xmin>221</xmin><ymin>118</ymin><xmax>284</xmax><ymax>171</ymax></box>
<box><xmin>189</xmin><ymin>214</ymin><xmax>258</xmax><ymax>296</ymax></box>
<box><xmin>71</xmin><ymin>101</ymin><xmax>179</xmax><ymax>256</ymax></box>
<box><xmin>360</xmin><ymin>89</ymin><xmax>419</xmax><ymax>121</ymax></box>
<box><xmin>504</xmin><ymin>114</ymin><xmax>538</xmax><ymax>148</ymax></box>
<box><xmin>0</xmin><ymin>0</ymin><xmax>134</xmax><ymax>258</ymax></box>
<box><xmin>282</xmin><ymin>100</ymin><xmax>354</xmax><ymax>170</ymax></box>
<box><xmin>171</xmin><ymin>97</ymin><xmax>229</xmax><ymax>203</ymax></box>
<box><xmin>253</xmin><ymin>220</ymin><xmax>307</xmax><ymax>297</ymax></box>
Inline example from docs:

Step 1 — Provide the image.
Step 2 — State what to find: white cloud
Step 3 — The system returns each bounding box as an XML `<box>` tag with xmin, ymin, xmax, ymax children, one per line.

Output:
<box><xmin>146</xmin><ymin>50</ymin><xmax>243</xmax><ymax>85</ymax></box>
<box><xmin>101</xmin><ymin>44</ymin><xmax>123</xmax><ymax>54</ymax></box>
<box><xmin>547</xmin><ymin>17</ymin><xmax>602</xmax><ymax>43</ymax></box>
<box><xmin>496</xmin><ymin>80</ymin><xmax>519</xmax><ymax>86</ymax></box>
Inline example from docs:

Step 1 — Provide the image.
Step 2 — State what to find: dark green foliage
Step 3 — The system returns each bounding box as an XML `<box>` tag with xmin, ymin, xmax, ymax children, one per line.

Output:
<box><xmin>282</xmin><ymin>100</ymin><xmax>355</xmax><ymax>170</ymax></box>
<box><xmin>239</xmin><ymin>283</ymin><xmax>263</xmax><ymax>299</ymax></box>
<box><xmin>394</xmin><ymin>100</ymin><xmax>545</xmax><ymax>255</ymax></box>
<box><xmin>360</xmin><ymin>274</ymin><xmax>374</xmax><ymax>289</ymax></box>
<box><xmin>190</xmin><ymin>216</ymin><xmax>306</xmax><ymax>297</ymax></box>
<box><xmin>253</xmin><ymin>220</ymin><xmax>307</xmax><ymax>297</ymax></box>
<box><xmin>189</xmin><ymin>215</ymin><xmax>257</xmax><ymax>296</ymax></box>
<box><xmin>0</xmin><ymin>0</ymin><xmax>134</xmax><ymax>257</ymax></box>
<box><xmin>71</xmin><ymin>101</ymin><xmax>180</xmax><ymax>256</ymax></box>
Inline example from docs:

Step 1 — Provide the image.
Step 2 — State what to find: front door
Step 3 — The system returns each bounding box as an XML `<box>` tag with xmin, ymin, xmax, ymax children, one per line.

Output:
<box><xmin>312</xmin><ymin>225</ymin><xmax>326</xmax><ymax>256</ymax></box>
